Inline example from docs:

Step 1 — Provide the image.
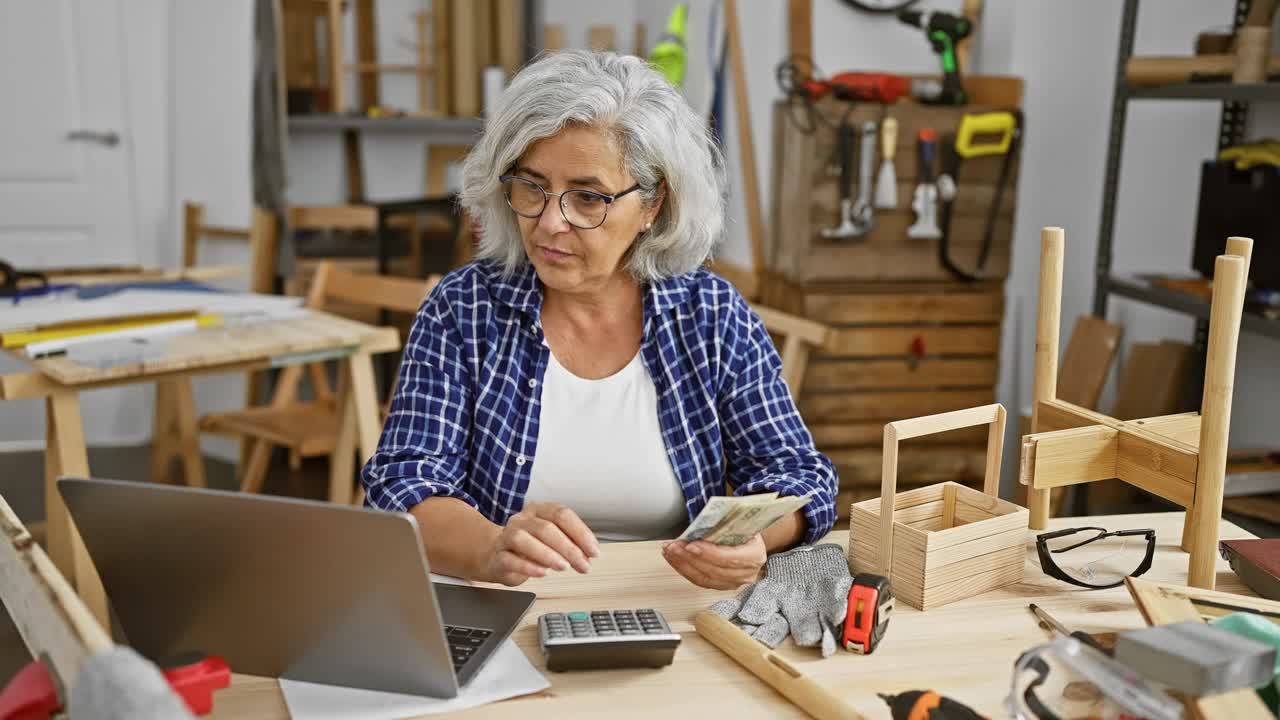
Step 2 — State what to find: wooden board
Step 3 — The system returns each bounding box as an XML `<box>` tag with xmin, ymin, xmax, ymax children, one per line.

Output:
<box><xmin>828</xmin><ymin>446</ymin><xmax>988</xmax><ymax>489</ymax></box>
<box><xmin>814</xmin><ymin>422</ymin><xmax>987</xmax><ymax>449</ymax></box>
<box><xmin>1113</xmin><ymin>340</ymin><xmax>1194</xmax><ymax>420</ymax></box>
<box><xmin>800</xmin><ymin>388</ymin><xmax>995</xmax><ymax>423</ymax></box>
<box><xmin>805</xmin><ymin>357</ymin><xmax>997</xmax><ymax>392</ymax></box>
<box><xmin>770</xmin><ymin>90</ymin><xmax>1023</xmax><ymax>283</ymax></box>
<box><xmin>34</xmin><ymin>311</ymin><xmax>398</xmax><ymax>385</ymax></box>
<box><xmin>1056</xmin><ymin>315</ymin><xmax>1122</xmax><ymax>410</ymax></box>
<box><xmin>821</xmin><ymin>325</ymin><xmax>1000</xmax><ymax>358</ymax></box>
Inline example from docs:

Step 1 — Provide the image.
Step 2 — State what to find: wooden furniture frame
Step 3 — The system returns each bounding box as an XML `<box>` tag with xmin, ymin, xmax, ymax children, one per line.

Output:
<box><xmin>750</xmin><ymin>304</ymin><xmax>829</xmax><ymax>401</ymax></box>
<box><xmin>0</xmin><ymin>494</ymin><xmax>110</xmax><ymax>700</ymax></box>
<box><xmin>157</xmin><ymin>204</ymin><xmax>277</xmax><ymax>490</ymax></box>
<box><xmin>849</xmin><ymin>403</ymin><xmax>1026</xmax><ymax>610</ymax></box>
<box><xmin>1</xmin><ymin>310</ymin><xmax>396</xmax><ymax>628</ymax></box>
<box><xmin>200</xmin><ymin>262</ymin><xmax>438</xmax><ymax>504</ymax></box>
<box><xmin>207</xmin><ymin>512</ymin><xmax>1256</xmax><ymax>719</ymax></box>
<box><xmin>1022</xmin><ymin>227</ymin><xmax>1252</xmax><ymax>590</ymax></box>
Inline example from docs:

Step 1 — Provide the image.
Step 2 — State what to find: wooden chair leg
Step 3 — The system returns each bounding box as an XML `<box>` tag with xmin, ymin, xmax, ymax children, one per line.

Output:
<box><xmin>239</xmin><ymin>440</ymin><xmax>274</xmax><ymax>494</ymax></box>
<box><xmin>1188</xmin><ymin>253</ymin><xmax>1247</xmax><ymax>589</ymax></box>
<box><xmin>1181</xmin><ymin>504</ymin><xmax>1197</xmax><ymax>553</ymax></box>
<box><xmin>1029</xmin><ymin>227</ymin><xmax>1064</xmax><ymax>530</ymax></box>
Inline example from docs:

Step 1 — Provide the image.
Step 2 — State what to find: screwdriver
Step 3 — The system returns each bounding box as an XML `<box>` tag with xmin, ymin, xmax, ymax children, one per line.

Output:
<box><xmin>1028</xmin><ymin>603</ymin><xmax>1110</xmax><ymax>655</ymax></box>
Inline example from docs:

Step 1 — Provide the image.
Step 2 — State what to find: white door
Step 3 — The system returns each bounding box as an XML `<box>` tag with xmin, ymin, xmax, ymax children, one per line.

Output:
<box><xmin>0</xmin><ymin>0</ymin><xmax>137</xmax><ymax>269</ymax></box>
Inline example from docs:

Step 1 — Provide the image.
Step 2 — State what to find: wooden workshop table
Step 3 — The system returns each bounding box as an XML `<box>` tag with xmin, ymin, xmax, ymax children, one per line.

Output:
<box><xmin>0</xmin><ymin>311</ymin><xmax>399</xmax><ymax>629</ymax></box>
<box><xmin>211</xmin><ymin>511</ymin><xmax>1257</xmax><ymax>719</ymax></box>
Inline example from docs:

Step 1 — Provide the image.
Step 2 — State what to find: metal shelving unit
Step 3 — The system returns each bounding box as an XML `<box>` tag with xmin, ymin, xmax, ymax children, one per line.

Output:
<box><xmin>1093</xmin><ymin>0</ymin><xmax>1280</xmax><ymax>366</ymax></box>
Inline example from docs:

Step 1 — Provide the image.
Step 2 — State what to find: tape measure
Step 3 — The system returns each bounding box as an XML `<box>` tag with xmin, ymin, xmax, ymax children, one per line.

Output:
<box><xmin>843</xmin><ymin>573</ymin><xmax>893</xmax><ymax>655</ymax></box>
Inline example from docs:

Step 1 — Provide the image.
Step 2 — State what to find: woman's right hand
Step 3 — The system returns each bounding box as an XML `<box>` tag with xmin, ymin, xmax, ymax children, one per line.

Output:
<box><xmin>484</xmin><ymin>501</ymin><xmax>600</xmax><ymax>586</ymax></box>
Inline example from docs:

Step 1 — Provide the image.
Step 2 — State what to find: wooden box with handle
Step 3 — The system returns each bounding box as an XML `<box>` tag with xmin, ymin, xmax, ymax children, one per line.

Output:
<box><xmin>847</xmin><ymin>403</ymin><xmax>1027</xmax><ymax>610</ymax></box>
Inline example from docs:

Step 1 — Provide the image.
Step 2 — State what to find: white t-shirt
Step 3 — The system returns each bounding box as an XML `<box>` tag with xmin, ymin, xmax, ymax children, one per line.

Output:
<box><xmin>522</xmin><ymin>349</ymin><xmax>688</xmax><ymax>542</ymax></box>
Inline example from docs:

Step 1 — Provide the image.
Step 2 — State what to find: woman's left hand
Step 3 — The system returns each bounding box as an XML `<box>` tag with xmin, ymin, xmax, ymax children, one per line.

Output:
<box><xmin>662</xmin><ymin>535</ymin><xmax>766</xmax><ymax>590</ymax></box>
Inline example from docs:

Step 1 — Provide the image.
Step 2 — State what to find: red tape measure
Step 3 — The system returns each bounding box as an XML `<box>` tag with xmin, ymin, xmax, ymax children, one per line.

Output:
<box><xmin>843</xmin><ymin>573</ymin><xmax>893</xmax><ymax>655</ymax></box>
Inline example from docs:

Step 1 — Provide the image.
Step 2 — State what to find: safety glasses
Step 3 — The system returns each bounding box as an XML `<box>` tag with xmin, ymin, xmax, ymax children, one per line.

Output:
<box><xmin>1035</xmin><ymin>527</ymin><xmax>1156</xmax><ymax>590</ymax></box>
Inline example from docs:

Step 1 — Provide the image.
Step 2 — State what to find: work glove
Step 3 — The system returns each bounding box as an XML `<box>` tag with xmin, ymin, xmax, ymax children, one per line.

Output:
<box><xmin>68</xmin><ymin>645</ymin><xmax>195</xmax><ymax>719</ymax></box>
<box><xmin>712</xmin><ymin>543</ymin><xmax>853</xmax><ymax>657</ymax></box>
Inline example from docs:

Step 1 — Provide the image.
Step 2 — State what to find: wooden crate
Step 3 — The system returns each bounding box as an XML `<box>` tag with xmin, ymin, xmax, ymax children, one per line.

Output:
<box><xmin>768</xmin><ymin>77</ymin><xmax>1023</xmax><ymax>285</ymax></box>
<box><xmin>846</xmin><ymin>405</ymin><xmax>1027</xmax><ymax>611</ymax></box>
<box><xmin>765</xmin><ymin>276</ymin><xmax>1003</xmax><ymax>499</ymax></box>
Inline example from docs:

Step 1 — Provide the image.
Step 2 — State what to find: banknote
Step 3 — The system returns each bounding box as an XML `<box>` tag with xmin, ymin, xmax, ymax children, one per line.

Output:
<box><xmin>677</xmin><ymin>494</ymin><xmax>776</xmax><ymax>543</ymax></box>
<box><xmin>678</xmin><ymin>493</ymin><xmax>812</xmax><ymax>546</ymax></box>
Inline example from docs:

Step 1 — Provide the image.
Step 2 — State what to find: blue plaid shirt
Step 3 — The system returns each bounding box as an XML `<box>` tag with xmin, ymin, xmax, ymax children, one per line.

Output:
<box><xmin>361</xmin><ymin>261</ymin><xmax>838</xmax><ymax>545</ymax></box>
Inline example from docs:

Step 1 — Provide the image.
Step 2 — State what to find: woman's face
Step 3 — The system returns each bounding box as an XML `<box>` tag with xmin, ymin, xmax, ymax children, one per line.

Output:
<box><xmin>508</xmin><ymin>126</ymin><xmax>661</xmax><ymax>294</ymax></box>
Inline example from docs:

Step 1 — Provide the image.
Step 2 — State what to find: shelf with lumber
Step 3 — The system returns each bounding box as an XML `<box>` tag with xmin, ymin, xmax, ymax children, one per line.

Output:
<box><xmin>1106</xmin><ymin>273</ymin><xmax>1280</xmax><ymax>342</ymax></box>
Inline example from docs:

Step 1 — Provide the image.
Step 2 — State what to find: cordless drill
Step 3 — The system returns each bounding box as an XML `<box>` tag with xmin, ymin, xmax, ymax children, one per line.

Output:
<box><xmin>897</xmin><ymin>9</ymin><xmax>972</xmax><ymax>106</ymax></box>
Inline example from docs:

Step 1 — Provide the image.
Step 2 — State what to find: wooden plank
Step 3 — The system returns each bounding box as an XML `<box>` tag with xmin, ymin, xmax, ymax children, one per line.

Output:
<box><xmin>355</xmin><ymin>0</ymin><xmax>377</xmax><ymax>109</ymax></box>
<box><xmin>183</xmin><ymin>202</ymin><xmax>203</xmax><ymax>269</ymax></box>
<box><xmin>415</xmin><ymin>12</ymin><xmax>431</xmax><ymax>113</ymax></box>
<box><xmin>1113</xmin><ymin>341</ymin><xmax>1194</xmax><ymax>421</ymax></box>
<box><xmin>1022</xmin><ymin>425</ymin><xmax>1118</xmax><ymax>489</ymax></box>
<box><xmin>450</xmin><ymin>0</ymin><xmax>480</xmax><ymax>116</ymax></box>
<box><xmin>1116</xmin><ymin>432</ymin><xmax>1197</xmax><ymax>507</ymax></box>
<box><xmin>790</xmin><ymin>217</ymin><xmax>1013</xmax><ymax>283</ymax></box>
<box><xmin>803</xmin><ymin>291</ymin><xmax>1004</xmax><ymax>325</ymax></box>
<box><xmin>433</xmin><ymin>0</ymin><xmax>452</xmax><ymax>116</ymax></box>
<box><xmin>752</xmin><ymin>304</ymin><xmax>828</xmax><ymax>346</ymax></box>
<box><xmin>821</xmin><ymin>325</ymin><xmax>1000</xmax><ymax>358</ymax></box>
<box><xmin>327</xmin><ymin>0</ymin><xmax>345</xmax><ymax>112</ymax></box>
<box><xmin>586</xmin><ymin>26</ymin><xmax>615</xmax><ymax>51</ymax></box>
<box><xmin>343</xmin><ymin>130</ymin><xmax>364</xmax><ymax>202</ymax></box>
<box><xmin>787</xmin><ymin>0</ymin><xmax>811</xmax><ymax>74</ymax></box>
<box><xmin>925</xmin><ymin>506</ymin><xmax>1026</xmax><ymax>555</ymax></box>
<box><xmin>920</xmin><ymin>555</ymin><xmax>1024</xmax><ymax>611</ymax></box>
<box><xmin>922</xmin><ymin>545</ymin><xmax>1023</xmax><ymax>593</ymax></box>
<box><xmin>801</xmin><ymin>388</ymin><xmax>995</xmax><ymax>423</ymax></box>
<box><xmin>811</xmin><ymin>421</ymin><xmax>986</xmax><ymax>448</ymax></box>
<box><xmin>1035</xmin><ymin>398</ymin><xmax>1112</xmax><ymax>434</ymax></box>
<box><xmin>426</xmin><ymin>144</ymin><xmax>469</xmax><ymax>195</ymax></box>
<box><xmin>709</xmin><ymin>260</ymin><xmax>759</xmax><ymax>301</ymax></box>
<box><xmin>543</xmin><ymin>24</ymin><xmax>566</xmax><ymax>51</ymax></box>
<box><xmin>805</xmin><ymin>358</ymin><xmax>997</xmax><ymax>392</ymax></box>
<box><xmin>1130</xmin><ymin>412</ymin><xmax>1200</xmax><ymax>446</ymax></box>
<box><xmin>286</xmin><ymin>204</ymin><xmax>377</xmax><ymax>230</ymax></box>
<box><xmin>889</xmin><ymin>404</ymin><xmax>1001</xmax><ymax>441</ymax></box>
<box><xmin>830</xmin><ymin>446</ymin><xmax>988</xmax><ymax>489</ymax></box>
<box><xmin>321</xmin><ymin>265</ymin><xmax>433</xmax><ymax>313</ymax></box>
<box><xmin>1057</xmin><ymin>315</ymin><xmax>1122</xmax><ymax>410</ymax></box>
<box><xmin>475</xmin><ymin>0</ymin><xmax>494</xmax><ymax>67</ymax></box>
<box><xmin>725</xmin><ymin>0</ymin><xmax>766</xmax><ymax>280</ymax></box>
<box><xmin>952</xmin><ymin>499</ymin><xmax>993</xmax><ymax>525</ymax></box>
<box><xmin>851</xmin><ymin>484</ymin><xmax>947</xmax><ymax>512</ymax></box>
<box><xmin>37</xmin><ymin>312</ymin><xmax>398</xmax><ymax>386</ymax></box>
<box><xmin>0</xmin><ymin>495</ymin><xmax>111</xmax><ymax>689</ymax></box>
<box><xmin>249</xmin><ymin>207</ymin><xmax>277</xmax><ymax>295</ymax></box>
<box><xmin>494</xmin><ymin>0</ymin><xmax>525</xmax><ymax>77</ymax></box>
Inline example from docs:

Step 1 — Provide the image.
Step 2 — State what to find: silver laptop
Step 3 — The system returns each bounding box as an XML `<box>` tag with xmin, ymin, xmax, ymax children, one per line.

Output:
<box><xmin>58</xmin><ymin>476</ymin><xmax>535</xmax><ymax>698</ymax></box>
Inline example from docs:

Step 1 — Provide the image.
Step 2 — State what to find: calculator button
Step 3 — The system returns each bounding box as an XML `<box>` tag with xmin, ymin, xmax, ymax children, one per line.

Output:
<box><xmin>568</xmin><ymin>612</ymin><xmax>590</xmax><ymax>622</ymax></box>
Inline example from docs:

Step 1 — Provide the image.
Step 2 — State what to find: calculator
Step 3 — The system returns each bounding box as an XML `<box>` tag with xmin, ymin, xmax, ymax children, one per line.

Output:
<box><xmin>537</xmin><ymin>609</ymin><xmax>682</xmax><ymax>672</ymax></box>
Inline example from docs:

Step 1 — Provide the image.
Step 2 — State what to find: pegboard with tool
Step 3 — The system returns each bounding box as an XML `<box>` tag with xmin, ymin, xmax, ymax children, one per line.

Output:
<box><xmin>762</xmin><ymin>76</ymin><xmax>1024</xmax><ymax>519</ymax></box>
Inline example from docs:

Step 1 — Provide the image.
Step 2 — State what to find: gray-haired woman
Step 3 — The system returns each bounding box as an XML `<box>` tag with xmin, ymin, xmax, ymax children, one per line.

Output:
<box><xmin>361</xmin><ymin>50</ymin><xmax>837</xmax><ymax>591</ymax></box>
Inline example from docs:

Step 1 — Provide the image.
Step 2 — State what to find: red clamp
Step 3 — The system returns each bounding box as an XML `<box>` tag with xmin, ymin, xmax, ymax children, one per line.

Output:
<box><xmin>163</xmin><ymin>655</ymin><xmax>231</xmax><ymax>715</ymax></box>
<box><xmin>0</xmin><ymin>655</ymin><xmax>229</xmax><ymax>719</ymax></box>
<box><xmin>843</xmin><ymin>573</ymin><xmax>894</xmax><ymax>655</ymax></box>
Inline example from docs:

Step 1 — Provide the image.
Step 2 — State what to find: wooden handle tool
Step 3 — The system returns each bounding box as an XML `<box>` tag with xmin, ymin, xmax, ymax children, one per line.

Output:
<box><xmin>694</xmin><ymin>610</ymin><xmax>865</xmax><ymax>720</ymax></box>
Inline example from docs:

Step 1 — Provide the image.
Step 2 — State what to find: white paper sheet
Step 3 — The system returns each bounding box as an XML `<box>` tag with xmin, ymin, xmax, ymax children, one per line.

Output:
<box><xmin>278</xmin><ymin>574</ymin><xmax>549</xmax><ymax>719</ymax></box>
<box><xmin>279</xmin><ymin>638</ymin><xmax>548</xmax><ymax>719</ymax></box>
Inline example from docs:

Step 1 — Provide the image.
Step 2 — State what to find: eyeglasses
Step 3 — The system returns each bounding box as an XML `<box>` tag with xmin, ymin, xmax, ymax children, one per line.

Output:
<box><xmin>1035</xmin><ymin>527</ymin><xmax>1156</xmax><ymax>590</ymax></box>
<box><xmin>498</xmin><ymin>175</ymin><xmax>642</xmax><ymax>230</ymax></box>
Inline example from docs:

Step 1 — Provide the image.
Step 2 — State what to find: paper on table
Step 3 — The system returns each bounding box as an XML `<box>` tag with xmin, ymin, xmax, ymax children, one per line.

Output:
<box><xmin>278</xmin><ymin>573</ymin><xmax>550</xmax><ymax>719</ymax></box>
<box><xmin>279</xmin><ymin>640</ymin><xmax>548</xmax><ymax>719</ymax></box>
<box><xmin>0</xmin><ymin>288</ymin><xmax>304</xmax><ymax>333</ymax></box>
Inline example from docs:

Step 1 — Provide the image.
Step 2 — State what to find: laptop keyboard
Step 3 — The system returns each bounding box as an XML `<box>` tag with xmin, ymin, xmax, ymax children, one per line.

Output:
<box><xmin>445</xmin><ymin>625</ymin><xmax>493</xmax><ymax>673</ymax></box>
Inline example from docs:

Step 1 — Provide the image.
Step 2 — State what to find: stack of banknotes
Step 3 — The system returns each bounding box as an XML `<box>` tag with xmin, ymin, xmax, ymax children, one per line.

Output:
<box><xmin>676</xmin><ymin>493</ymin><xmax>812</xmax><ymax>546</ymax></box>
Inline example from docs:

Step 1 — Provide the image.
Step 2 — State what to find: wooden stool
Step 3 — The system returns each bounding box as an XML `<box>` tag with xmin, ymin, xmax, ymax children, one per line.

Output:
<box><xmin>1021</xmin><ymin>227</ymin><xmax>1251</xmax><ymax>590</ymax></box>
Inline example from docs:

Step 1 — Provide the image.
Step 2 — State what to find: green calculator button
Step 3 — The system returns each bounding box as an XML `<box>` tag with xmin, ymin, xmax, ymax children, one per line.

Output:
<box><xmin>567</xmin><ymin>612</ymin><xmax>589</xmax><ymax>622</ymax></box>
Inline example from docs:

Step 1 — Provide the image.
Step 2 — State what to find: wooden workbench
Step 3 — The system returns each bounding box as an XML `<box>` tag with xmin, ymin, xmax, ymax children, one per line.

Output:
<box><xmin>209</xmin><ymin>512</ymin><xmax>1257</xmax><ymax>719</ymax></box>
<box><xmin>0</xmin><ymin>310</ymin><xmax>399</xmax><ymax>630</ymax></box>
